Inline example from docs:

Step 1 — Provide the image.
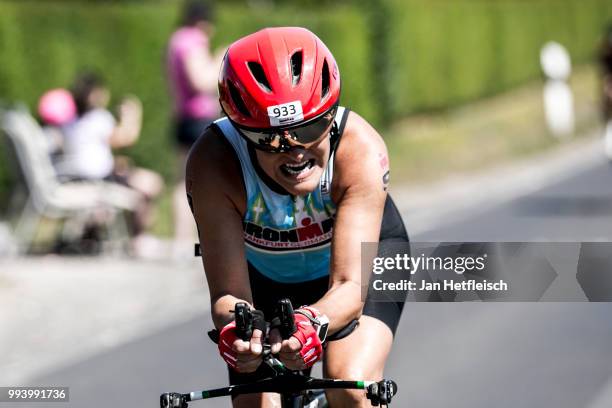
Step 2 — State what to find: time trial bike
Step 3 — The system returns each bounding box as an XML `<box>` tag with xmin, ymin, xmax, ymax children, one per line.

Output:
<box><xmin>160</xmin><ymin>299</ymin><xmax>397</xmax><ymax>408</ymax></box>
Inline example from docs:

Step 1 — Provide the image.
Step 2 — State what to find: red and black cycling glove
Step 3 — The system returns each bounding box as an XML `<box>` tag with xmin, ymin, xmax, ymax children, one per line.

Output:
<box><xmin>290</xmin><ymin>306</ymin><xmax>329</xmax><ymax>368</ymax></box>
<box><xmin>217</xmin><ymin>309</ymin><xmax>266</xmax><ymax>370</ymax></box>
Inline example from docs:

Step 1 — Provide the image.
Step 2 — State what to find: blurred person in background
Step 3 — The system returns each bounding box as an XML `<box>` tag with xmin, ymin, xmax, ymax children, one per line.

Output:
<box><xmin>600</xmin><ymin>23</ymin><xmax>612</xmax><ymax>158</ymax></box>
<box><xmin>56</xmin><ymin>72</ymin><xmax>164</xmax><ymax>255</ymax></box>
<box><xmin>166</xmin><ymin>0</ymin><xmax>225</xmax><ymax>258</ymax></box>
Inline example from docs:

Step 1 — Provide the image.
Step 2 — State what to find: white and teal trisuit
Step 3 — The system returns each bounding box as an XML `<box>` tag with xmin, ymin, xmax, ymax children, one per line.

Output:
<box><xmin>211</xmin><ymin>107</ymin><xmax>350</xmax><ymax>284</ymax></box>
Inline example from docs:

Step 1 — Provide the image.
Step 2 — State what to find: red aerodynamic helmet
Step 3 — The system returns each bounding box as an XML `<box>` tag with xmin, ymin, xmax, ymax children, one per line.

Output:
<box><xmin>218</xmin><ymin>27</ymin><xmax>341</xmax><ymax>151</ymax></box>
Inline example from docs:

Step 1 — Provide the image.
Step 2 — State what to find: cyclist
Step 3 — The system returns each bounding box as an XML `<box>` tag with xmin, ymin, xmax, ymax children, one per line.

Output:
<box><xmin>186</xmin><ymin>27</ymin><xmax>408</xmax><ymax>407</ymax></box>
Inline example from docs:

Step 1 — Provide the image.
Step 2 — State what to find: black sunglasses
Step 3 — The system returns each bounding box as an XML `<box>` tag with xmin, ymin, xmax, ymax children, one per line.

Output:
<box><xmin>235</xmin><ymin>106</ymin><xmax>338</xmax><ymax>153</ymax></box>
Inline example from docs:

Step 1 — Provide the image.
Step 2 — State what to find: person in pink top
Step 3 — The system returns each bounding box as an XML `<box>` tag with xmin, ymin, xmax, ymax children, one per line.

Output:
<box><xmin>166</xmin><ymin>1</ymin><xmax>224</xmax><ymax>256</ymax></box>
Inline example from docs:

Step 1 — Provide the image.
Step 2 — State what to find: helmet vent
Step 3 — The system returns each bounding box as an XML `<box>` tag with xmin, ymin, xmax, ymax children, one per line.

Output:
<box><xmin>321</xmin><ymin>59</ymin><xmax>330</xmax><ymax>98</ymax></box>
<box><xmin>247</xmin><ymin>61</ymin><xmax>272</xmax><ymax>93</ymax></box>
<box><xmin>227</xmin><ymin>81</ymin><xmax>251</xmax><ymax>117</ymax></box>
<box><xmin>290</xmin><ymin>51</ymin><xmax>303</xmax><ymax>86</ymax></box>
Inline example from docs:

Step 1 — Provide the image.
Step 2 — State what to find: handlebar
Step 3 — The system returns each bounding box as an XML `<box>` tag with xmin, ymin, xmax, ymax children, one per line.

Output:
<box><xmin>235</xmin><ymin>298</ymin><xmax>297</xmax><ymax>341</ymax></box>
<box><xmin>160</xmin><ymin>299</ymin><xmax>398</xmax><ymax>407</ymax></box>
<box><xmin>160</xmin><ymin>379</ymin><xmax>398</xmax><ymax>407</ymax></box>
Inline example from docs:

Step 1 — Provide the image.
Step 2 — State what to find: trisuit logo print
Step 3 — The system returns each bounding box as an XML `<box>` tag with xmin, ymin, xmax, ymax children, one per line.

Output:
<box><xmin>243</xmin><ymin>195</ymin><xmax>334</xmax><ymax>251</ymax></box>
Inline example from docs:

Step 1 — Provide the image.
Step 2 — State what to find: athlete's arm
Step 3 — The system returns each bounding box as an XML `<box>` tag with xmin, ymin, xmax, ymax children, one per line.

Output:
<box><xmin>314</xmin><ymin>111</ymin><xmax>389</xmax><ymax>333</ymax></box>
<box><xmin>186</xmin><ymin>128</ymin><xmax>266</xmax><ymax>372</ymax></box>
<box><xmin>185</xmin><ymin>127</ymin><xmax>252</xmax><ymax>328</ymax></box>
<box><xmin>269</xmin><ymin>112</ymin><xmax>389</xmax><ymax>369</ymax></box>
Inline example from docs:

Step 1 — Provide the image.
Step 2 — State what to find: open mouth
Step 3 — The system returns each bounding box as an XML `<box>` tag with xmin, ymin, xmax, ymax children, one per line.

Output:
<box><xmin>280</xmin><ymin>159</ymin><xmax>315</xmax><ymax>177</ymax></box>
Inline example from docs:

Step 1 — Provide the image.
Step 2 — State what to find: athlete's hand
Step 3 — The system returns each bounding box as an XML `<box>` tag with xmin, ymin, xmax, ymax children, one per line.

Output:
<box><xmin>269</xmin><ymin>307</ymin><xmax>323</xmax><ymax>370</ymax></box>
<box><xmin>218</xmin><ymin>321</ymin><xmax>264</xmax><ymax>373</ymax></box>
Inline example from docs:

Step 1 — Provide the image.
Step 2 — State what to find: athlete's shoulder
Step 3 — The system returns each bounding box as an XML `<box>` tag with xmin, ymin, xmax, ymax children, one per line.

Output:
<box><xmin>333</xmin><ymin>111</ymin><xmax>389</xmax><ymax>195</ymax></box>
<box><xmin>336</xmin><ymin>111</ymin><xmax>387</xmax><ymax>170</ymax></box>
<box><xmin>186</xmin><ymin>122</ymin><xmax>245</xmax><ymax>212</ymax></box>
<box><xmin>187</xmin><ymin>124</ymin><xmax>228</xmax><ymax>173</ymax></box>
<box><xmin>342</xmin><ymin>111</ymin><xmax>385</xmax><ymax>147</ymax></box>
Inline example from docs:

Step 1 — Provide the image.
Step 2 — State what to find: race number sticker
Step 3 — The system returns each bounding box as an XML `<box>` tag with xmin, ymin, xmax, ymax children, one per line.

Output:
<box><xmin>267</xmin><ymin>101</ymin><xmax>304</xmax><ymax>126</ymax></box>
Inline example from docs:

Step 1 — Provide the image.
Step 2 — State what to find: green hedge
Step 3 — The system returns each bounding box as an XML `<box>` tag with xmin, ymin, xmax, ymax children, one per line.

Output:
<box><xmin>1</xmin><ymin>0</ymin><xmax>612</xmax><ymax>208</ymax></box>
<box><xmin>383</xmin><ymin>0</ymin><xmax>612</xmax><ymax>115</ymax></box>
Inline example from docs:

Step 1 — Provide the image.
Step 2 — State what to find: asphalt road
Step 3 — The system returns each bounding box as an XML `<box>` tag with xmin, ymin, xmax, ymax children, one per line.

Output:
<box><xmin>18</xmin><ymin>149</ymin><xmax>612</xmax><ymax>408</ymax></box>
<box><xmin>414</xmin><ymin>152</ymin><xmax>612</xmax><ymax>242</ymax></box>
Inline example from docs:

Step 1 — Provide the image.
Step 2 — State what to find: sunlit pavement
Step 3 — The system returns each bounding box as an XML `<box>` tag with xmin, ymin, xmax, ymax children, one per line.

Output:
<box><xmin>0</xmin><ymin>256</ymin><xmax>207</xmax><ymax>386</ymax></box>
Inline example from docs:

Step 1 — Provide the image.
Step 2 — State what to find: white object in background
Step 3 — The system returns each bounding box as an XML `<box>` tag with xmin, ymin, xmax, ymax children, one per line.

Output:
<box><xmin>540</xmin><ymin>41</ymin><xmax>572</xmax><ymax>80</ymax></box>
<box><xmin>543</xmin><ymin>80</ymin><xmax>575</xmax><ymax>138</ymax></box>
<box><xmin>540</xmin><ymin>41</ymin><xmax>575</xmax><ymax>137</ymax></box>
<box><xmin>604</xmin><ymin>120</ymin><xmax>612</xmax><ymax>160</ymax></box>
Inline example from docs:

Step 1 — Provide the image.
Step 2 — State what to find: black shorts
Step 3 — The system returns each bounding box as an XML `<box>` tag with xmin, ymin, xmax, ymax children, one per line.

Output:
<box><xmin>229</xmin><ymin>195</ymin><xmax>409</xmax><ymax>386</ymax></box>
<box><xmin>175</xmin><ymin>117</ymin><xmax>215</xmax><ymax>149</ymax></box>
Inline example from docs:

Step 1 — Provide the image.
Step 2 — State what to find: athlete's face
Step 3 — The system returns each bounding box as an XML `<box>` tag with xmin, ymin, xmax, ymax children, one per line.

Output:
<box><xmin>255</xmin><ymin>133</ymin><xmax>330</xmax><ymax>196</ymax></box>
